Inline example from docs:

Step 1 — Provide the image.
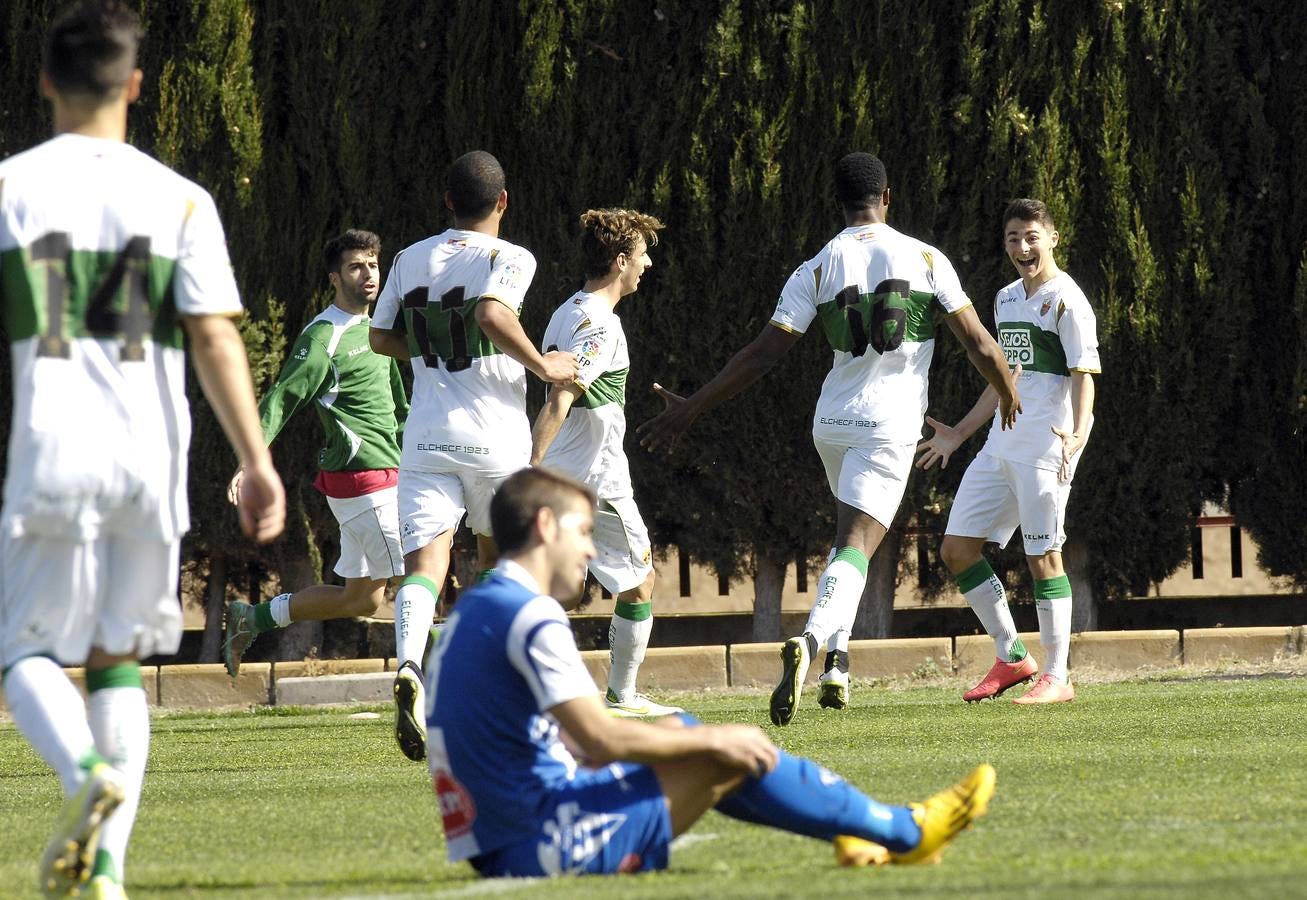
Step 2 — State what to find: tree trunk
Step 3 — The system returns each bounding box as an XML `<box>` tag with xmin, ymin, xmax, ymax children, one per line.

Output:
<box><xmin>1064</xmin><ymin>537</ymin><xmax>1097</xmax><ymax>632</ymax></box>
<box><xmin>199</xmin><ymin>554</ymin><xmax>228</xmax><ymax>664</ymax></box>
<box><xmin>751</xmin><ymin>554</ymin><xmax>785</xmax><ymax>643</ymax></box>
<box><xmin>852</xmin><ymin>530</ymin><xmax>900</xmax><ymax>639</ymax></box>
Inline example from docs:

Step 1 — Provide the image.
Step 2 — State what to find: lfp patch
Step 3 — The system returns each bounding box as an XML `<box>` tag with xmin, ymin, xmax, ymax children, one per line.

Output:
<box><xmin>580</xmin><ymin>338</ymin><xmax>602</xmax><ymax>360</ymax></box>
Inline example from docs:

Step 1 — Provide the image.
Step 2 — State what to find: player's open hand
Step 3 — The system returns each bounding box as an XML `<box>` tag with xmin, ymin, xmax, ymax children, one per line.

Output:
<box><xmin>706</xmin><ymin>724</ymin><xmax>778</xmax><ymax>778</ymax></box>
<box><xmin>225</xmin><ymin>467</ymin><xmax>244</xmax><ymax>507</ymax></box>
<box><xmin>999</xmin><ymin>363</ymin><xmax>1024</xmax><ymax>430</ymax></box>
<box><xmin>539</xmin><ymin>350</ymin><xmax>579</xmax><ymax>387</ymax></box>
<box><xmin>637</xmin><ymin>383</ymin><xmax>693</xmax><ymax>453</ymax></box>
<box><xmin>237</xmin><ymin>459</ymin><xmax>286</xmax><ymax>543</ymax></box>
<box><xmin>915</xmin><ymin>416</ymin><xmax>963</xmax><ymax>470</ymax></box>
<box><xmin>1051</xmin><ymin>427</ymin><xmax>1084</xmax><ymax>483</ymax></box>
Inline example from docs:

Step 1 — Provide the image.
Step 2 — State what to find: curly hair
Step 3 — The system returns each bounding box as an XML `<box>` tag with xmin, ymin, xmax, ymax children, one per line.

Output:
<box><xmin>578</xmin><ymin>208</ymin><xmax>665</xmax><ymax>279</ymax></box>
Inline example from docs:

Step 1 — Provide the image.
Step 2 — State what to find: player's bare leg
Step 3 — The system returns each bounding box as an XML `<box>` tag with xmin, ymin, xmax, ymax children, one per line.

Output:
<box><xmin>224</xmin><ymin>577</ymin><xmax>388</xmax><ymax>677</ymax></box>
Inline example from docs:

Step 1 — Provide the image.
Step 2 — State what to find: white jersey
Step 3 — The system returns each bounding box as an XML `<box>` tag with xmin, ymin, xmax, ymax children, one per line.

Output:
<box><xmin>983</xmin><ymin>272</ymin><xmax>1101</xmax><ymax>472</ymax></box>
<box><xmin>0</xmin><ymin>134</ymin><xmax>242</xmax><ymax>541</ymax></box>
<box><xmin>770</xmin><ymin>223</ymin><xmax>972</xmax><ymax>447</ymax></box>
<box><xmin>373</xmin><ymin>229</ymin><xmax>536</xmax><ymax>473</ymax></box>
<box><xmin>539</xmin><ymin>291</ymin><xmax>632</xmax><ymax>498</ymax></box>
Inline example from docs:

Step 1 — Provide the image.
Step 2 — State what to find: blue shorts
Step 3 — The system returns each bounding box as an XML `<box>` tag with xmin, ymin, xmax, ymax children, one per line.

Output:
<box><xmin>471</xmin><ymin>763</ymin><xmax>672</xmax><ymax>877</ymax></box>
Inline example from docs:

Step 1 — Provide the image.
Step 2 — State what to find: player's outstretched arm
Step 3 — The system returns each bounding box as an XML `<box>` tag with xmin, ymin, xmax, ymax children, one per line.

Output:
<box><xmin>475</xmin><ymin>299</ymin><xmax>578</xmax><ymax>385</ymax></box>
<box><xmin>550</xmin><ymin>694</ymin><xmax>777</xmax><ymax>776</ymax></box>
<box><xmin>637</xmin><ymin>323</ymin><xmax>800</xmax><ymax>452</ymax></box>
<box><xmin>915</xmin><ymin>363</ymin><xmax>1024</xmax><ymax>470</ymax></box>
<box><xmin>183</xmin><ymin>313</ymin><xmax>286</xmax><ymax>543</ymax></box>
<box><xmin>944</xmin><ymin>306</ymin><xmax>1022</xmax><ymax>430</ymax></box>
<box><xmin>530</xmin><ymin>383</ymin><xmax>583</xmax><ymax>466</ymax></box>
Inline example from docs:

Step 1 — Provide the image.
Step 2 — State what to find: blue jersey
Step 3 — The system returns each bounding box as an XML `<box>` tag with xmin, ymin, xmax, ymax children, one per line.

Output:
<box><xmin>425</xmin><ymin>561</ymin><xmax>598</xmax><ymax>862</ymax></box>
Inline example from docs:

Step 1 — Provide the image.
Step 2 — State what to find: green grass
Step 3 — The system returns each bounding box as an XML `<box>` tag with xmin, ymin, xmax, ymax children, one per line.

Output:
<box><xmin>3</xmin><ymin>676</ymin><xmax>1307</xmax><ymax>898</ymax></box>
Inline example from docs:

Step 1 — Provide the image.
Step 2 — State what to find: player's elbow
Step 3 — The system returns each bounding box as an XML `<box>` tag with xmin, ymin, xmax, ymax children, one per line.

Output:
<box><xmin>368</xmin><ymin>329</ymin><xmax>388</xmax><ymax>356</ymax></box>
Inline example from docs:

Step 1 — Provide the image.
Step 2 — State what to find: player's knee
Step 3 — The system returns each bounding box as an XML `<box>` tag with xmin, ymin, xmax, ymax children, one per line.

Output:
<box><xmin>939</xmin><ymin>537</ymin><xmax>976</xmax><ymax>573</ymax></box>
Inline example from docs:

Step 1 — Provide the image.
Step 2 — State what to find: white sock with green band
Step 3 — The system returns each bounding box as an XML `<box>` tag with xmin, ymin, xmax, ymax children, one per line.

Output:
<box><xmin>607</xmin><ymin>600</ymin><xmax>652</xmax><ymax>703</ymax></box>
<box><xmin>1035</xmin><ymin>575</ymin><xmax>1073</xmax><ymax>682</ymax></box>
<box><xmin>396</xmin><ymin>576</ymin><xmax>439</xmax><ymax>667</ymax></box>
<box><xmin>87</xmin><ymin>663</ymin><xmax>149</xmax><ymax>884</ymax></box>
<box><xmin>956</xmin><ymin>559</ymin><xmax>1026</xmax><ymax>663</ymax></box>
<box><xmin>1</xmin><ymin>656</ymin><xmax>96</xmax><ymax>795</ymax></box>
<box><xmin>803</xmin><ymin>547</ymin><xmax>869</xmax><ymax>650</ymax></box>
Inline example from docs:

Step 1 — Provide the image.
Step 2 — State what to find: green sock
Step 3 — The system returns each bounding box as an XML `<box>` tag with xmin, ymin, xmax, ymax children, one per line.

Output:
<box><xmin>253</xmin><ymin>603</ymin><xmax>278</xmax><ymax>633</ymax></box>
<box><xmin>90</xmin><ymin>848</ymin><xmax>120</xmax><ymax>882</ymax></box>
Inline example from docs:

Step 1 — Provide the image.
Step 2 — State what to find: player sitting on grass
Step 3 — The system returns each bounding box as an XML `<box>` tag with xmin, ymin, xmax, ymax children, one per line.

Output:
<box><xmin>529</xmin><ymin>208</ymin><xmax>680</xmax><ymax>718</ymax></box>
<box><xmin>424</xmin><ymin>467</ymin><xmax>996</xmax><ymax>877</ymax></box>
<box><xmin>916</xmin><ymin>198</ymin><xmax>1100</xmax><ymax>704</ymax></box>
<box><xmin>222</xmin><ymin>229</ymin><xmax>408</xmax><ymax>676</ymax></box>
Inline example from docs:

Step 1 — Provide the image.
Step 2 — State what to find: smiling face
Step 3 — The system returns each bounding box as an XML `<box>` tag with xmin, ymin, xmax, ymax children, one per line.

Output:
<box><xmin>1004</xmin><ymin>218</ymin><xmax>1060</xmax><ymax>289</ymax></box>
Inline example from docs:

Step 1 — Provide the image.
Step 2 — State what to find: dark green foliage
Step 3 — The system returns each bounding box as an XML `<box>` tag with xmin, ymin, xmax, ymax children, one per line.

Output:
<box><xmin>2</xmin><ymin>0</ymin><xmax>1305</xmax><ymax>605</ymax></box>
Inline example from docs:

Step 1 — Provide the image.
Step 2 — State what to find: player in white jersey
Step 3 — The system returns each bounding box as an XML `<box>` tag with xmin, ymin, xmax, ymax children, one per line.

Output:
<box><xmin>916</xmin><ymin>199</ymin><xmax>1100</xmax><ymax>705</ymax></box>
<box><xmin>0</xmin><ymin>4</ymin><xmax>284</xmax><ymax>897</ymax></box>
<box><xmin>530</xmin><ymin>208</ymin><xmax>680</xmax><ymax>718</ymax></box>
<box><xmin>370</xmin><ymin>150</ymin><xmax>578</xmax><ymax>760</ymax></box>
<box><xmin>640</xmin><ymin>153</ymin><xmax>1020</xmax><ymax>726</ymax></box>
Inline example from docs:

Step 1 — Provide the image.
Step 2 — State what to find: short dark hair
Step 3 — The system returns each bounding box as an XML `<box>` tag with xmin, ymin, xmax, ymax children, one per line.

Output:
<box><xmin>833</xmin><ymin>152</ymin><xmax>888</xmax><ymax>212</ymax></box>
<box><xmin>490</xmin><ymin>468</ymin><xmax>595</xmax><ymax>555</ymax></box>
<box><xmin>322</xmin><ymin>229</ymin><xmax>381</xmax><ymax>273</ymax></box>
<box><xmin>446</xmin><ymin>151</ymin><xmax>506</xmax><ymax>219</ymax></box>
<box><xmin>43</xmin><ymin>1</ymin><xmax>142</xmax><ymax>100</ymax></box>
<box><xmin>1002</xmin><ymin>198</ymin><xmax>1056</xmax><ymax>231</ymax></box>
<box><xmin>578</xmin><ymin>208</ymin><xmax>664</xmax><ymax>278</ymax></box>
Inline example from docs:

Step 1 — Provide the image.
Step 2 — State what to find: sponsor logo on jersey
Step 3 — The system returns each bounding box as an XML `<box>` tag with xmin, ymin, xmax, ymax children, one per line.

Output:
<box><xmin>999</xmin><ymin>328</ymin><xmax>1035</xmax><ymax>366</ymax></box>
<box><xmin>295</xmin><ymin>347</ymin><xmax>309</xmax><ymax>360</ymax></box>
<box><xmin>999</xmin><ymin>294</ymin><xmax>1019</xmax><ymax>305</ymax></box>
<box><xmin>579</xmin><ymin>338</ymin><xmax>602</xmax><ymax>360</ymax></box>
<box><xmin>819</xmin><ymin>416</ymin><xmax>877</xmax><ymax>428</ymax></box>
<box><xmin>445</xmin><ymin>238</ymin><xmax>468</xmax><ymax>248</ymax></box>
<box><xmin>573</xmin><ymin>297</ymin><xmax>585</xmax><ymax>305</ymax></box>
<box><xmin>537</xmin><ymin>801</ymin><xmax>627</xmax><ymax>875</ymax></box>
<box><xmin>416</xmin><ymin>442</ymin><xmax>491</xmax><ymax>455</ymax></box>
<box><xmin>347</xmin><ymin>345</ymin><xmax>368</xmax><ymax>357</ymax></box>
<box><xmin>433</xmin><ymin>769</ymin><xmax>477</xmax><ymax>838</ymax></box>
<box><xmin>1023</xmin><ymin>532</ymin><xmax>1051</xmax><ymax>543</ymax></box>
<box><xmin>1040</xmin><ymin>298</ymin><xmax>1053</xmax><ymax>316</ymax></box>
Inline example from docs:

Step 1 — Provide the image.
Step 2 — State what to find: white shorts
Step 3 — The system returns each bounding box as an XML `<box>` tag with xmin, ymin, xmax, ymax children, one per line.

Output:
<box><xmin>590</xmin><ymin>497</ymin><xmax>654</xmax><ymax>595</ymax></box>
<box><xmin>0</xmin><ymin>532</ymin><xmax>181</xmax><ymax>668</ymax></box>
<box><xmin>813</xmin><ymin>438</ymin><xmax>916</xmax><ymax>528</ymax></box>
<box><xmin>335</xmin><ymin>499</ymin><xmax>404</xmax><ymax>580</ymax></box>
<box><xmin>945</xmin><ymin>452</ymin><xmax>1069</xmax><ymax>556</ymax></box>
<box><xmin>398</xmin><ymin>468</ymin><xmax>515</xmax><ymax>556</ymax></box>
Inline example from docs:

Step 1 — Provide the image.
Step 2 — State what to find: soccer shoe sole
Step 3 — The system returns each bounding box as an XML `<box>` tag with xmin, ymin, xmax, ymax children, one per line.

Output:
<box><xmin>834</xmin><ymin>835</ymin><xmax>891</xmax><ymax>867</ymax></box>
<box><xmin>393</xmin><ymin>671</ymin><xmax>427</xmax><ymax>762</ymax></box>
<box><xmin>818</xmin><ymin>680</ymin><xmax>848</xmax><ymax>710</ymax></box>
<box><xmin>39</xmin><ymin>768</ymin><xmax>126</xmax><ymax>897</ymax></box>
<box><xmin>891</xmin><ymin>763</ymin><xmax>996</xmax><ymax>865</ymax></box>
<box><xmin>769</xmin><ymin>638</ymin><xmax>808</xmax><ymax>727</ymax></box>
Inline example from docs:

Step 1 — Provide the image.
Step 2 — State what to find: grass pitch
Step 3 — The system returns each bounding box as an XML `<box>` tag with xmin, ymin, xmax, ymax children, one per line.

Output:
<box><xmin>2</xmin><ymin>674</ymin><xmax>1306</xmax><ymax>898</ymax></box>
